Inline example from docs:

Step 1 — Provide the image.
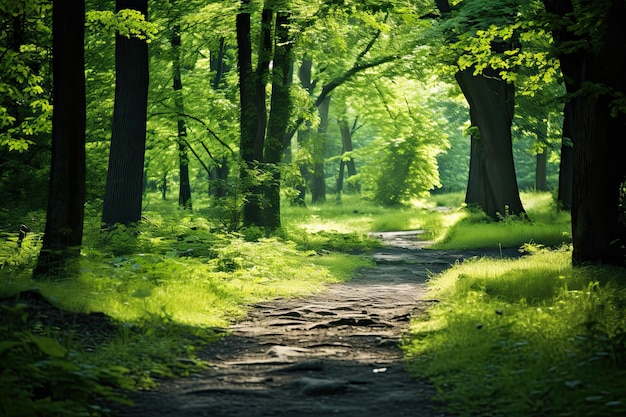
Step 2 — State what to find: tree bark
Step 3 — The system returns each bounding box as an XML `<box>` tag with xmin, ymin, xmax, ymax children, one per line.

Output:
<box><xmin>35</xmin><ymin>0</ymin><xmax>86</xmax><ymax>276</ymax></box>
<box><xmin>543</xmin><ymin>0</ymin><xmax>626</xmax><ymax>265</ymax></box>
<box><xmin>535</xmin><ymin>121</ymin><xmax>548</xmax><ymax>192</ymax></box>
<box><xmin>456</xmin><ymin>69</ymin><xmax>525</xmax><ymax>218</ymax></box>
<box><xmin>237</xmin><ymin>2</ymin><xmax>272</xmax><ymax>227</ymax></box>
<box><xmin>311</xmin><ymin>96</ymin><xmax>330</xmax><ymax>204</ymax></box>
<box><xmin>236</xmin><ymin>1</ymin><xmax>260</xmax><ymax>227</ymax></box>
<box><xmin>292</xmin><ymin>56</ymin><xmax>314</xmax><ymax>206</ymax></box>
<box><xmin>171</xmin><ymin>19</ymin><xmax>192</xmax><ymax>209</ymax></box>
<box><xmin>557</xmin><ymin>102</ymin><xmax>573</xmax><ymax>210</ymax></box>
<box><xmin>337</xmin><ymin>118</ymin><xmax>359</xmax><ymax>194</ymax></box>
<box><xmin>102</xmin><ymin>0</ymin><xmax>149</xmax><ymax>226</ymax></box>
<box><xmin>263</xmin><ymin>11</ymin><xmax>293</xmax><ymax>229</ymax></box>
<box><xmin>211</xmin><ymin>37</ymin><xmax>228</xmax><ymax>90</ymax></box>
<box><xmin>535</xmin><ymin>150</ymin><xmax>547</xmax><ymax>192</ymax></box>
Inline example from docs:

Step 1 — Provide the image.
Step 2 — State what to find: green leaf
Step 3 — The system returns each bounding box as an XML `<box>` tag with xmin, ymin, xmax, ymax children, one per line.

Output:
<box><xmin>0</xmin><ymin>340</ymin><xmax>22</xmax><ymax>354</ymax></box>
<box><xmin>28</xmin><ymin>334</ymin><xmax>67</xmax><ymax>357</ymax></box>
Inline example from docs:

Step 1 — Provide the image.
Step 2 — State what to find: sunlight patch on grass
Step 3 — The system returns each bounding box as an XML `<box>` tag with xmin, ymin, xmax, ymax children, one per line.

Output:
<box><xmin>428</xmin><ymin>192</ymin><xmax>571</xmax><ymax>250</ymax></box>
<box><xmin>2</xmin><ymin>237</ymin><xmax>370</xmax><ymax>328</ymax></box>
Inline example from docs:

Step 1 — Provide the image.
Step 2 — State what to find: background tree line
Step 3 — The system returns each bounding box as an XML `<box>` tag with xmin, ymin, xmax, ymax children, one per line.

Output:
<box><xmin>0</xmin><ymin>0</ymin><xmax>624</xmax><ymax>271</ymax></box>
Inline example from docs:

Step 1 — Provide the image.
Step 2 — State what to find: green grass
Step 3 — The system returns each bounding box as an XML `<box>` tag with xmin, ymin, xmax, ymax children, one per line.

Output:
<box><xmin>0</xmin><ymin>199</ymin><xmax>375</xmax><ymax>416</ymax></box>
<box><xmin>282</xmin><ymin>194</ymin><xmax>445</xmax><ymax>238</ymax></box>
<box><xmin>404</xmin><ymin>207</ymin><xmax>626</xmax><ymax>417</ymax></box>
<box><xmin>4</xmin><ymin>190</ymin><xmax>618</xmax><ymax>417</ymax></box>
<box><xmin>428</xmin><ymin>192</ymin><xmax>572</xmax><ymax>250</ymax></box>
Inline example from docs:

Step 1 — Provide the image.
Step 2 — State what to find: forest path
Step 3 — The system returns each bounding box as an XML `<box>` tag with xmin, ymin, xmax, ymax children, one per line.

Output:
<box><xmin>113</xmin><ymin>232</ymin><xmax>518</xmax><ymax>417</ymax></box>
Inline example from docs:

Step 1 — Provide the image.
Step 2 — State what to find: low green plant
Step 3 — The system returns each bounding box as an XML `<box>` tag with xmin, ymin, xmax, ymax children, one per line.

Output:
<box><xmin>403</xmin><ymin>247</ymin><xmax>626</xmax><ymax>416</ymax></box>
<box><xmin>0</xmin><ymin>303</ymin><xmax>133</xmax><ymax>417</ymax></box>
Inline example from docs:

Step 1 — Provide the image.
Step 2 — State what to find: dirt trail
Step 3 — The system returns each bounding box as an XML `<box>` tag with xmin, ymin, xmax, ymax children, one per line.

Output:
<box><xmin>113</xmin><ymin>232</ymin><xmax>518</xmax><ymax>417</ymax></box>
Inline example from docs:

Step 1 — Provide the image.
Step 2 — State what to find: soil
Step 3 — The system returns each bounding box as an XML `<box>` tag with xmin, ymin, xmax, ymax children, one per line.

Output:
<box><xmin>111</xmin><ymin>231</ymin><xmax>521</xmax><ymax>417</ymax></box>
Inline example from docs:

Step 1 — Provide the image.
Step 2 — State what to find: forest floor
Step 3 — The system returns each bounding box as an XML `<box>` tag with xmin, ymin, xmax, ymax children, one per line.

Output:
<box><xmin>110</xmin><ymin>231</ymin><xmax>521</xmax><ymax>417</ymax></box>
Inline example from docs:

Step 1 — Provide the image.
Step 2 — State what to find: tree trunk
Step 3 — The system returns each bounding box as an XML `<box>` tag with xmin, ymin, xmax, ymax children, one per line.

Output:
<box><xmin>465</xmin><ymin>108</ymin><xmax>482</xmax><ymax>207</ymax></box>
<box><xmin>456</xmin><ymin>68</ymin><xmax>525</xmax><ymax>218</ymax></box>
<box><xmin>557</xmin><ymin>102</ymin><xmax>573</xmax><ymax>210</ymax></box>
<box><xmin>543</xmin><ymin>0</ymin><xmax>626</xmax><ymax>266</ymax></box>
<box><xmin>102</xmin><ymin>0</ymin><xmax>149</xmax><ymax>226</ymax></box>
<box><xmin>236</xmin><ymin>1</ymin><xmax>259</xmax><ymax>227</ymax></box>
<box><xmin>35</xmin><ymin>0</ymin><xmax>86</xmax><ymax>277</ymax></box>
<box><xmin>263</xmin><ymin>11</ymin><xmax>293</xmax><ymax>230</ymax></box>
<box><xmin>311</xmin><ymin>96</ymin><xmax>330</xmax><ymax>204</ymax></box>
<box><xmin>292</xmin><ymin>56</ymin><xmax>314</xmax><ymax>206</ymax></box>
<box><xmin>211</xmin><ymin>37</ymin><xmax>227</xmax><ymax>90</ymax></box>
<box><xmin>337</xmin><ymin>118</ymin><xmax>359</xmax><ymax>195</ymax></box>
<box><xmin>171</xmin><ymin>20</ymin><xmax>192</xmax><ymax>209</ymax></box>
<box><xmin>535</xmin><ymin>120</ymin><xmax>548</xmax><ymax>192</ymax></box>
<box><xmin>237</xmin><ymin>2</ymin><xmax>272</xmax><ymax>227</ymax></box>
<box><xmin>535</xmin><ymin>150</ymin><xmax>547</xmax><ymax>191</ymax></box>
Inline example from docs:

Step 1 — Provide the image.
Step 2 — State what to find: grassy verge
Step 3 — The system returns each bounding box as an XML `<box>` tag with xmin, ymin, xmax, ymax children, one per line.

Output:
<box><xmin>429</xmin><ymin>192</ymin><xmax>572</xmax><ymax>250</ymax></box>
<box><xmin>0</xmin><ymin>202</ymin><xmax>374</xmax><ymax>416</ymax></box>
<box><xmin>403</xmin><ymin>193</ymin><xmax>626</xmax><ymax>417</ymax></box>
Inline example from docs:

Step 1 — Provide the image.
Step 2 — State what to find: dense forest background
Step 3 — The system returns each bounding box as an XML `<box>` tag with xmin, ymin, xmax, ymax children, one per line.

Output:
<box><xmin>2</xmin><ymin>1</ymin><xmax>626</xmax><ymax>416</ymax></box>
<box><xmin>1</xmin><ymin>0</ymin><xmax>625</xmax><ymax>266</ymax></box>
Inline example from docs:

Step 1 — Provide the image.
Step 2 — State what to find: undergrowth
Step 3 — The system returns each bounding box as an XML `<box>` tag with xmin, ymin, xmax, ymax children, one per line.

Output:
<box><xmin>0</xmin><ymin>198</ymin><xmax>375</xmax><ymax>416</ymax></box>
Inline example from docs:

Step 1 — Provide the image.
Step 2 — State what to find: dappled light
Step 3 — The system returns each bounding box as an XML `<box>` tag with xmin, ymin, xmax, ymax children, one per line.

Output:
<box><xmin>2</xmin><ymin>0</ymin><xmax>626</xmax><ymax>416</ymax></box>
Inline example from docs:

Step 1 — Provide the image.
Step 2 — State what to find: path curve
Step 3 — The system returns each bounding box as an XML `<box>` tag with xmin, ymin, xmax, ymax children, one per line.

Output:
<box><xmin>113</xmin><ymin>232</ymin><xmax>518</xmax><ymax>417</ymax></box>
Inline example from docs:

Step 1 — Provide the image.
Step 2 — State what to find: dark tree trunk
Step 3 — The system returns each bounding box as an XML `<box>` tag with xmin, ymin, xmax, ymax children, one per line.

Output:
<box><xmin>337</xmin><ymin>118</ymin><xmax>359</xmax><ymax>195</ymax></box>
<box><xmin>211</xmin><ymin>37</ymin><xmax>228</xmax><ymax>89</ymax></box>
<box><xmin>237</xmin><ymin>2</ymin><xmax>272</xmax><ymax>227</ymax></box>
<box><xmin>543</xmin><ymin>0</ymin><xmax>626</xmax><ymax>266</ymax></box>
<box><xmin>557</xmin><ymin>102</ymin><xmax>573</xmax><ymax>210</ymax></box>
<box><xmin>535</xmin><ymin>121</ymin><xmax>548</xmax><ymax>192</ymax></box>
<box><xmin>207</xmin><ymin>152</ymin><xmax>229</xmax><ymax>198</ymax></box>
<box><xmin>263</xmin><ymin>11</ymin><xmax>293</xmax><ymax>230</ymax></box>
<box><xmin>102</xmin><ymin>0</ymin><xmax>149</xmax><ymax>226</ymax></box>
<box><xmin>171</xmin><ymin>20</ymin><xmax>192</xmax><ymax>209</ymax></box>
<box><xmin>535</xmin><ymin>150</ymin><xmax>547</xmax><ymax>192</ymax></box>
<box><xmin>35</xmin><ymin>0</ymin><xmax>86</xmax><ymax>277</ymax></box>
<box><xmin>465</xmin><ymin>108</ymin><xmax>482</xmax><ymax>207</ymax></box>
<box><xmin>236</xmin><ymin>1</ymin><xmax>259</xmax><ymax>226</ymax></box>
<box><xmin>292</xmin><ymin>56</ymin><xmax>314</xmax><ymax>206</ymax></box>
<box><xmin>311</xmin><ymin>96</ymin><xmax>330</xmax><ymax>204</ymax></box>
<box><xmin>456</xmin><ymin>68</ymin><xmax>525</xmax><ymax>218</ymax></box>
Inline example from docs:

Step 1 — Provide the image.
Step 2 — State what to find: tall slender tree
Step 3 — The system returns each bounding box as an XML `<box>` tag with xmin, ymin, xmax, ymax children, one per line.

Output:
<box><xmin>101</xmin><ymin>0</ymin><xmax>150</xmax><ymax>226</ymax></box>
<box><xmin>169</xmin><ymin>2</ymin><xmax>192</xmax><ymax>209</ymax></box>
<box><xmin>35</xmin><ymin>0</ymin><xmax>86</xmax><ymax>276</ymax></box>
<box><xmin>263</xmin><ymin>10</ymin><xmax>294</xmax><ymax>229</ymax></box>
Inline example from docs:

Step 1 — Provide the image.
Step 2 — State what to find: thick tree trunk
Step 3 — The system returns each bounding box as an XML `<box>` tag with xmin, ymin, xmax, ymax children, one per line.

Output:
<box><xmin>571</xmin><ymin>94</ymin><xmax>626</xmax><ymax>265</ymax></box>
<box><xmin>543</xmin><ymin>0</ymin><xmax>626</xmax><ymax>266</ymax></box>
<box><xmin>263</xmin><ymin>11</ymin><xmax>293</xmax><ymax>229</ymax></box>
<box><xmin>464</xmin><ymin>109</ymin><xmax>482</xmax><ymax>207</ymax></box>
<box><xmin>35</xmin><ymin>0</ymin><xmax>86</xmax><ymax>277</ymax></box>
<box><xmin>171</xmin><ymin>21</ymin><xmax>192</xmax><ymax>209</ymax></box>
<box><xmin>456</xmin><ymin>69</ymin><xmax>525</xmax><ymax>218</ymax></box>
<box><xmin>102</xmin><ymin>0</ymin><xmax>149</xmax><ymax>226</ymax></box>
<box><xmin>311</xmin><ymin>96</ymin><xmax>330</xmax><ymax>204</ymax></box>
<box><xmin>557</xmin><ymin>102</ymin><xmax>573</xmax><ymax>210</ymax></box>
